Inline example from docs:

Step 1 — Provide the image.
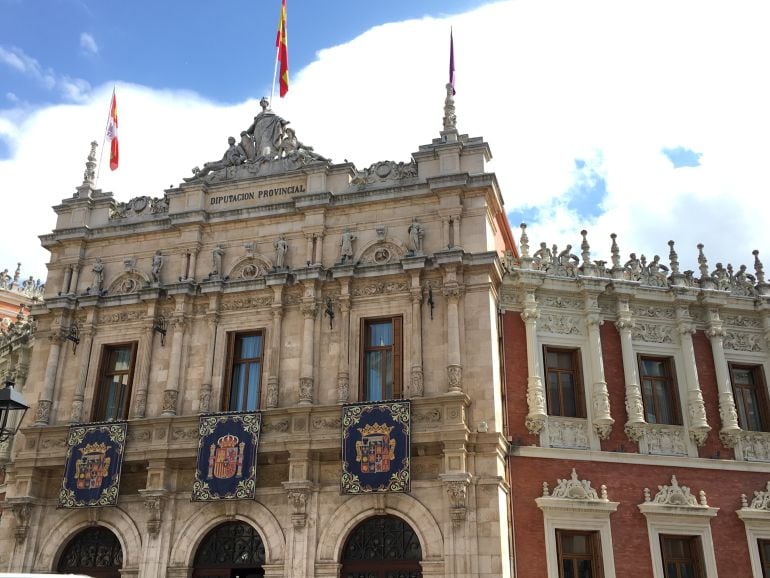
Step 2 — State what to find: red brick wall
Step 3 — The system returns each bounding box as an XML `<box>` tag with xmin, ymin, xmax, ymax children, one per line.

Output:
<box><xmin>503</xmin><ymin>311</ymin><xmax>539</xmax><ymax>445</ymax></box>
<box><xmin>510</xmin><ymin>457</ymin><xmax>761</xmax><ymax>577</ymax></box>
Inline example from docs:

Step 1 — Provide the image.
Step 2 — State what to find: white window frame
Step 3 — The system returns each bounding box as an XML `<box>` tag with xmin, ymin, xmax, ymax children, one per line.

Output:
<box><xmin>537</xmin><ymin>470</ymin><xmax>619</xmax><ymax>578</ymax></box>
<box><xmin>737</xmin><ymin>483</ymin><xmax>770</xmax><ymax>578</ymax></box>
<box><xmin>639</xmin><ymin>496</ymin><xmax>719</xmax><ymax>578</ymax></box>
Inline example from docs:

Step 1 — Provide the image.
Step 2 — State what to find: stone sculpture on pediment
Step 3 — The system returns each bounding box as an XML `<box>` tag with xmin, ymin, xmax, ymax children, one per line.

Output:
<box><xmin>109</xmin><ymin>194</ymin><xmax>169</xmax><ymax>221</ymax></box>
<box><xmin>183</xmin><ymin>97</ymin><xmax>328</xmax><ymax>184</ymax></box>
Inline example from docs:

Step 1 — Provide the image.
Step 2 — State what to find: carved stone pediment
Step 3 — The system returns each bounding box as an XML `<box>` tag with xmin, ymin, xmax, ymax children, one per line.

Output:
<box><xmin>350</xmin><ymin>160</ymin><xmax>418</xmax><ymax>188</ymax></box>
<box><xmin>548</xmin><ymin>469</ymin><xmax>603</xmax><ymax>501</ymax></box>
<box><xmin>644</xmin><ymin>475</ymin><xmax>703</xmax><ymax>507</ymax></box>
<box><xmin>108</xmin><ymin>271</ymin><xmax>149</xmax><ymax>295</ymax></box>
<box><xmin>536</xmin><ymin>469</ymin><xmax>617</xmax><ymax>515</ymax></box>
<box><xmin>357</xmin><ymin>239</ymin><xmax>407</xmax><ymax>266</ymax></box>
<box><xmin>228</xmin><ymin>256</ymin><xmax>272</xmax><ymax>280</ymax></box>
<box><xmin>109</xmin><ymin>195</ymin><xmax>169</xmax><ymax>220</ymax></box>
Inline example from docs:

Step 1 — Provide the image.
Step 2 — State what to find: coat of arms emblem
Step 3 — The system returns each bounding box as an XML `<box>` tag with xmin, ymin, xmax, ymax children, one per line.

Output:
<box><xmin>207</xmin><ymin>433</ymin><xmax>246</xmax><ymax>480</ymax></box>
<box><xmin>75</xmin><ymin>442</ymin><xmax>112</xmax><ymax>490</ymax></box>
<box><xmin>355</xmin><ymin>422</ymin><xmax>396</xmax><ymax>474</ymax></box>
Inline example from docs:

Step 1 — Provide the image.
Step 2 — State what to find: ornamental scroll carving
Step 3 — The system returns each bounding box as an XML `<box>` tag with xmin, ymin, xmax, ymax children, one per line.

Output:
<box><xmin>357</xmin><ymin>242</ymin><xmax>406</xmax><ymax>267</ymax></box>
<box><xmin>542</xmin><ymin>469</ymin><xmax>608</xmax><ymax>501</ymax></box>
<box><xmin>643</xmin><ymin>425</ymin><xmax>688</xmax><ymax>456</ymax></box>
<box><xmin>643</xmin><ymin>475</ymin><xmax>708</xmax><ymax>507</ymax></box>
<box><xmin>107</xmin><ymin>272</ymin><xmax>148</xmax><ymax>295</ymax></box>
<box><xmin>352</xmin><ymin>281</ymin><xmax>409</xmax><ymax>297</ymax></box>
<box><xmin>109</xmin><ymin>195</ymin><xmax>169</xmax><ymax>220</ymax></box>
<box><xmin>631</xmin><ymin>322</ymin><xmax>674</xmax><ymax>344</ymax></box>
<box><xmin>723</xmin><ymin>331</ymin><xmax>763</xmax><ymax>352</ymax></box>
<box><xmin>539</xmin><ymin>314</ymin><xmax>582</xmax><ymax>335</ymax></box>
<box><xmin>229</xmin><ymin>257</ymin><xmax>271</xmax><ymax>281</ymax></box>
<box><xmin>740</xmin><ymin>432</ymin><xmax>770</xmax><ymax>462</ymax></box>
<box><xmin>545</xmin><ymin>418</ymin><xmax>589</xmax><ymax>449</ymax></box>
<box><xmin>350</xmin><ymin>160</ymin><xmax>418</xmax><ymax>187</ymax></box>
<box><xmin>220</xmin><ymin>295</ymin><xmax>273</xmax><ymax>311</ymax></box>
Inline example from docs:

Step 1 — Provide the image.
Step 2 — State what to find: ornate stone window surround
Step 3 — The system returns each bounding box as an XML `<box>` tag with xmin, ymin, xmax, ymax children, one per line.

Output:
<box><xmin>537</xmin><ymin>335</ymin><xmax>597</xmax><ymax>451</ymax></box>
<box><xmin>724</xmin><ymin>353</ymin><xmax>770</xmax><ymax>461</ymax></box>
<box><xmin>213</xmin><ymin>319</ymin><xmax>272</xmax><ymax>411</ymax></box>
<box><xmin>349</xmin><ymin>302</ymin><xmax>412</xmax><ymax>403</ymax></box>
<box><xmin>737</xmin><ymin>482</ymin><xmax>770</xmax><ymax>578</ymax></box>
<box><xmin>536</xmin><ymin>469</ymin><xmax>619</xmax><ymax>578</ymax></box>
<box><xmin>633</xmin><ymin>344</ymin><xmax>699</xmax><ymax>457</ymax></box>
<box><xmin>638</xmin><ymin>476</ymin><xmax>719</xmax><ymax>578</ymax></box>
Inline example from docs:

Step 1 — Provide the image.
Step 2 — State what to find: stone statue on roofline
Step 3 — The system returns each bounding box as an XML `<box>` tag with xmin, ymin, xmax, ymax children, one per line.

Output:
<box><xmin>183</xmin><ymin>97</ymin><xmax>328</xmax><ymax>184</ymax></box>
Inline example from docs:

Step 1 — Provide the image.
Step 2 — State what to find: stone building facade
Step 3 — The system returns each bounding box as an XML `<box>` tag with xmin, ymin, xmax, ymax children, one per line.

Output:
<box><xmin>0</xmin><ymin>90</ymin><xmax>516</xmax><ymax>578</ymax></box>
<box><xmin>502</xmin><ymin>224</ymin><xmax>770</xmax><ymax>578</ymax></box>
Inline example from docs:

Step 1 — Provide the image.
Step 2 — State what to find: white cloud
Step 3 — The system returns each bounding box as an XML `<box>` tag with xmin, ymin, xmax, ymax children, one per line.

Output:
<box><xmin>79</xmin><ymin>32</ymin><xmax>98</xmax><ymax>56</ymax></box>
<box><xmin>0</xmin><ymin>45</ymin><xmax>90</xmax><ymax>101</ymax></box>
<box><xmin>2</xmin><ymin>0</ymin><xmax>770</xmax><ymax>281</ymax></box>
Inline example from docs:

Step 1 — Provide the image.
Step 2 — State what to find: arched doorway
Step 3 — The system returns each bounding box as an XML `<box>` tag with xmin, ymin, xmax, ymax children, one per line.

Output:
<box><xmin>193</xmin><ymin>521</ymin><xmax>265</xmax><ymax>578</ymax></box>
<box><xmin>340</xmin><ymin>515</ymin><xmax>422</xmax><ymax>578</ymax></box>
<box><xmin>56</xmin><ymin>526</ymin><xmax>123</xmax><ymax>578</ymax></box>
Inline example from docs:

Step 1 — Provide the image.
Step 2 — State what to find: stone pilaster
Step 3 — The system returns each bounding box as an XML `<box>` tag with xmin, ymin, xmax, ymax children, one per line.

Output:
<box><xmin>522</xmin><ymin>291</ymin><xmax>546</xmax><ymax>434</ymax></box>
<box><xmin>615</xmin><ymin>298</ymin><xmax>645</xmax><ymax>440</ymax></box>
<box><xmin>161</xmin><ymin>317</ymin><xmax>187</xmax><ymax>416</ymax></box>
<box><xmin>409</xmin><ymin>278</ymin><xmax>424</xmax><ymax>398</ymax></box>
<box><xmin>299</xmin><ymin>299</ymin><xmax>316</xmax><ymax>405</ymax></box>
<box><xmin>70</xmin><ymin>321</ymin><xmax>95</xmax><ymax>423</ymax></box>
<box><xmin>444</xmin><ymin>286</ymin><xmax>463</xmax><ymax>393</ymax></box>
<box><xmin>676</xmin><ymin>305</ymin><xmax>710</xmax><ymax>445</ymax></box>
<box><xmin>704</xmin><ymin>308</ymin><xmax>741</xmax><ymax>447</ymax></box>
<box><xmin>199</xmin><ymin>312</ymin><xmax>219</xmax><ymax>413</ymax></box>
<box><xmin>337</xmin><ymin>297</ymin><xmax>351</xmax><ymax>403</ymax></box>
<box><xmin>585</xmin><ymin>310</ymin><xmax>613</xmax><ymax>439</ymax></box>
<box><xmin>34</xmin><ymin>333</ymin><xmax>62</xmax><ymax>425</ymax></box>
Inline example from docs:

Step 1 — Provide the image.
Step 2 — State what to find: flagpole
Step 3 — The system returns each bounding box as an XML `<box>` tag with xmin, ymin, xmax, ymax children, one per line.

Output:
<box><xmin>95</xmin><ymin>86</ymin><xmax>116</xmax><ymax>186</ymax></box>
<box><xmin>270</xmin><ymin>41</ymin><xmax>280</xmax><ymax>106</ymax></box>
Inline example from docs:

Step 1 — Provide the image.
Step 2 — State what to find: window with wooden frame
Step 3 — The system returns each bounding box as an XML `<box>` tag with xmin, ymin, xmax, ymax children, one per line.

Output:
<box><xmin>729</xmin><ymin>364</ymin><xmax>770</xmax><ymax>432</ymax></box>
<box><xmin>93</xmin><ymin>343</ymin><xmax>137</xmax><ymax>421</ymax></box>
<box><xmin>360</xmin><ymin>317</ymin><xmax>402</xmax><ymax>401</ymax></box>
<box><xmin>759</xmin><ymin>539</ymin><xmax>770</xmax><ymax>578</ymax></box>
<box><xmin>223</xmin><ymin>331</ymin><xmax>264</xmax><ymax>412</ymax></box>
<box><xmin>544</xmin><ymin>346</ymin><xmax>585</xmax><ymax>418</ymax></box>
<box><xmin>638</xmin><ymin>356</ymin><xmax>681</xmax><ymax>425</ymax></box>
<box><xmin>556</xmin><ymin>529</ymin><xmax>604</xmax><ymax>578</ymax></box>
<box><xmin>659</xmin><ymin>535</ymin><xmax>705</xmax><ymax>578</ymax></box>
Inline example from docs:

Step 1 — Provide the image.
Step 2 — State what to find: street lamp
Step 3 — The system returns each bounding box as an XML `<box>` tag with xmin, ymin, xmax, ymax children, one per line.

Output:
<box><xmin>0</xmin><ymin>378</ymin><xmax>29</xmax><ymax>442</ymax></box>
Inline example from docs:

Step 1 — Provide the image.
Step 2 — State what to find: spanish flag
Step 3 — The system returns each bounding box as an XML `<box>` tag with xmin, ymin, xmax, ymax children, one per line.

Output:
<box><xmin>276</xmin><ymin>0</ymin><xmax>289</xmax><ymax>97</ymax></box>
<box><xmin>106</xmin><ymin>90</ymin><xmax>119</xmax><ymax>170</ymax></box>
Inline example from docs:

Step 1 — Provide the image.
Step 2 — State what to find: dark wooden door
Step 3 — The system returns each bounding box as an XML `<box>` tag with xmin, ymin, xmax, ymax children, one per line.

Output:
<box><xmin>340</xmin><ymin>515</ymin><xmax>422</xmax><ymax>578</ymax></box>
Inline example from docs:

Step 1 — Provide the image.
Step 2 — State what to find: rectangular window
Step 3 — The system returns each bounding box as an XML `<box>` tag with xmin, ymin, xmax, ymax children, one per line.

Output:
<box><xmin>759</xmin><ymin>539</ymin><xmax>770</xmax><ymax>578</ymax></box>
<box><xmin>360</xmin><ymin>317</ymin><xmax>402</xmax><ymax>401</ymax></box>
<box><xmin>544</xmin><ymin>346</ymin><xmax>585</xmax><ymax>418</ymax></box>
<box><xmin>556</xmin><ymin>529</ymin><xmax>603</xmax><ymax>578</ymax></box>
<box><xmin>660</xmin><ymin>535</ymin><xmax>704</xmax><ymax>578</ymax></box>
<box><xmin>639</xmin><ymin>356</ymin><xmax>681</xmax><ymax>425</ymax></box>
<box><xmin>93</xmin><ymin>343</ymin><xmax>137</xmax><ymax>421</ymax></box>
<box><xmin>729</xmin><ymin>364</ymin><xmax>770</xmax><ymax>432</ymax></box>
<box><xmin>224</xmin><ymin>331</ymin><xmax>264</xmax><ymax>412</ymax></box>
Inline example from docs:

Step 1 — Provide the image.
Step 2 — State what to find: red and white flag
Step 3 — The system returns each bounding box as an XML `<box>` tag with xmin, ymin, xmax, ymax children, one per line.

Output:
<box><xmin>106</xmin><ymin>90</ymin><xmax>119</xmax><ymax>170</ymax></box>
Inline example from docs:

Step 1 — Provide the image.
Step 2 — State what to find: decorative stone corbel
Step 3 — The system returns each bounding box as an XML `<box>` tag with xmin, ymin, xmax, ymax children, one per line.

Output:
<box><xmin>283</xmin><ymin>481</ymin><xmax>312</xmax><ymax>528</ymax></box>
<box><xmin>440</xmin><ymin>473</ymin><xmax>471</xmax><ymax>527</ymax></box>
<box><xmin>138</xmin><ymin>489</ymin><xmax>168</xmax><ymax>538</ymax></box>
<box><xmin>9</xmin><ymin>500</ymin><xmax>32</xmax><ymax>544</ymax></box>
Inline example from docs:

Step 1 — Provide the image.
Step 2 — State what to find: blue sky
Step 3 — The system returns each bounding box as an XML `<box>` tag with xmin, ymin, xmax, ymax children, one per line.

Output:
<box><xmin>2</xmin><ymin>0</ymin><xmax>770</xmax><ymax>281</ymax></box>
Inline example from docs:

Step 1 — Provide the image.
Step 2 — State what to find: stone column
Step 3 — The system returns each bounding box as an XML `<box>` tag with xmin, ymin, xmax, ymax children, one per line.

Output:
<box><xmin>15</xmin><ymin>346</ymin><xmax>30</xmax><ymax>391</ymax></box>
<box><xmin>676</xmin><ymin>306</ymin><xmax>710</xmax><ymax>445</ymax></box>
<box><xmin>522</xmin><ymin>290</ymin><xmax>546</xmax><ymax>434</ymax></box>
<box><xmin>409</xmin><ymin>285</ymin><xmax>424</xmax><ymax>397</ymax></box>
<box><xmin>161</xmin><ymin>318</ymin><xmax>186</xmax><ymax>416</ymax></box>
<box><xmin>315</xmin><ymin>233</ymin><xmax>324</xmax><ymax>265</ymax></box>
<box><xmin>615</xmin><ymin>298</ymin><xmax>645</xmax><ymax>440</ymax></box>
<box><xmin>34</xmin><ymin>333</ymin><xmax>62</xmax><ymax>425</ymax></box>
<box><xmin>705</xmin><ymin>308</ymin><xmax>741</xmax><ymax>446</ymax></box>
<box><xmin>585</xmin><ymin>312</ymin><xmax>613</xmax><ymax>439</ymax></box>
<box><xmin>267</xmin><ymin>298</ymin><xmax>283</xmax><ymax>408</ymax></box>
<box><xmin>69</xmin><ymin>263</ymin><xmax>80</xmax><ymax>294</ymax></box>
<box><xmin>444</xmin><ymin>286</ymin><xmax>463</xmax><ymax>393</ymax></box>
<box><xmin>70</xmin><ymin>323</ymin><xmax>95</xmax><ymax>423</ymax></box>
<box><xmin>132</xmin><ymin>325</ymin><xmax>155</xmax><ymax>419</ymax></box>
<box><xmin>305</xmin><ymin>235</ymin><xmax>314</xmax><ymax>265</ymax></box>
<box><xmin>441</xmin><ymin>218</ymin><xmax>450</xmax><ymax>249</ymax></box>
<box><xmin>61</xmin><ymin>266</ymin><xmax>72</xmax><ymax>295</ymax></box>
<box><xmin>451</xmin><ymin>215</ymin><xmax>461</xmax><ymax>249</ymax></box>
<box><xmin>198</xmin><ymin>314</ymin><xmax>218</xmax><ymax>413</ymax></box>
<box><xmin>187</xmin><ymin>249</ymin><xmax>197</xmax><ymax>281</ymax></box>
<box><xmin>178</xmin><ymin>252</ymin><xmax>189</xmax><ymax>281</ymax></box>
<box><xmin>299</xmin><ymin>300</ymin><xmax>316</xmax><ymax>405</ymax></box>
<box><xmin>337</xmin><ymin>297</ymin><xmax>351</xmax><ymax>403</ymax></box>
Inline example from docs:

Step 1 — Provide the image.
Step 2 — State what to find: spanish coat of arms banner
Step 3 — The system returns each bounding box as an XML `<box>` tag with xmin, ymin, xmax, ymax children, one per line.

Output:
<box><xmin>58</xmin><ymin>422</ymin><xmax>127</xmax><ymax>508</ymax></box>
<box><xmin>341</xmin><ymin>400</ymin><xmax>410</xmax><ymax>494</ymax></box>
<box><xmin>192</xmin><ymin>412</ymin><xmax>261</xmax><ymax>501</ymax></box>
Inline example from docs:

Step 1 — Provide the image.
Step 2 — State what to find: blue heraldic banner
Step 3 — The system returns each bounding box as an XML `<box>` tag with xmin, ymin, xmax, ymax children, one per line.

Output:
<box><xmin>192</xmin><ymin>412</ymin><xmax>261</xmax><ymax>501</ymax></box>
<box><xmin>341</xmin><ymin>400</ymin><xmax>410</xmax><ymax>494</ymax></box>
<box><xmin>58</xmin><ymin>422</ymin><xmax>127</xmax><ymax>508</ymax></box>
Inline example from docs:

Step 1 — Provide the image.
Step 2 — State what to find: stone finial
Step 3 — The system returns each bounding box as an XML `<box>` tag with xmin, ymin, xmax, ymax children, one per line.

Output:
<box><xmin>754</xmin><ymin>250</ymin><xmax>766</xmax><ymax>284</ymax></box>
<box><xmin>668</xmin><ymin>240</ymin><xmax>680</xmax><ymax>274</ymax></box>
<box><xmin>76</xmin><ymin>141</ymin><xmax>98</xmax><ymax>198</ymax></box>
<box><xmin>441</xmin><ymin>82</ymin><xmax>458</xmax><ymax>141</ymax></box>
<box><xmin>643</xmin><ymin>487</ymin><xmax>651</xmax><ymax>502</ymax></box>
<box><xmin>519</xmin><ymin>224</ymin><xmax>530</xmax><ymax>258</ymax></box>
<box><xmin>741</xmin><ymin>493</ymin><xmax>749</xmax><ymax>509</ymax></box>
<box><xmin>542</xmin><ymin>481</ymin><xmax>550</xmax><ymax>497</ymax></box>
<box><xmin>697</xmin><ymin>244</ymin><xmax>709</xmax><ymax>278</ymax></box>
<box><xmin>580</xmin><ymin>230</ymin><xmax>591</xmax><ymax>269</ymax></box>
